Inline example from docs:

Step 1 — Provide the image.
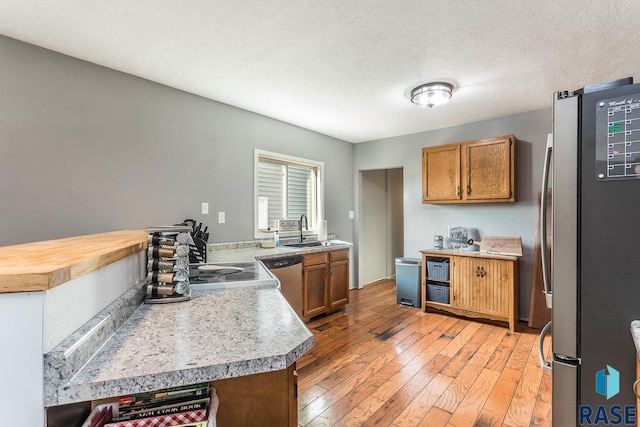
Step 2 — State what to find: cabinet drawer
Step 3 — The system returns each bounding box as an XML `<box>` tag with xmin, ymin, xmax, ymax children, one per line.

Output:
<box><xmin>329</xmin><ymin>249</ymin><xmax>348</xmax><ymax>262</ymax></box>
<box><xmin>303</xmin><ymin>252</ymin><xmax>328</xmax><ymax>266</ymax></box>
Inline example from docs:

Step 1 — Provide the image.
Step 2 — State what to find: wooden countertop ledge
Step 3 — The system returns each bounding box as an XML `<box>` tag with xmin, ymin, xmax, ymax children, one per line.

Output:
<box><xmin>420</xmin><ymin>249</ymin><xmax>520</xmax><ymax>260</ymax></box>
<box><xmin>0</xmin><ymin>230</ymin><xmax>147</xmax><ymax>293</ymax></box>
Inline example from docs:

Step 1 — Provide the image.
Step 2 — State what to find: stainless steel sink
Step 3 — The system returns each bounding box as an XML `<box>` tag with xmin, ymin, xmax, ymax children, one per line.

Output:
<box><xmin>284</xmin><ymin>241</ymin><xmax>345</xmax><ymax>248</ymax></box>
<box><xmin>284</xmin><ymin>241</ymin><xmax>323</xmax><ymax>247</ymax></box>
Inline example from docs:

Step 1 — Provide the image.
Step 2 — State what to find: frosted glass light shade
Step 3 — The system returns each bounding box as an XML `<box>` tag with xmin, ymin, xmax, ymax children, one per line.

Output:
<box><xmin>411</xmin><ymin>82</ymin><xmax>453</xmax><ymax>108</ymax></box>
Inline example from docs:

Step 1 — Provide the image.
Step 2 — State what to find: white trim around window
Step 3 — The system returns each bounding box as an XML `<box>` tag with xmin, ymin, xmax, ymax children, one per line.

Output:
<box><xmin>254</xmin><ymin>149</ymin><xmax>324</xmax><ymax>240</ymax></box>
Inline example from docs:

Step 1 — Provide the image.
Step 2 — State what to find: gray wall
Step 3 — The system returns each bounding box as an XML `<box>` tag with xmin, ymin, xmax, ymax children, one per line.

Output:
<box><xmin>0</xmin><ymin>34</ymin><xmax>552</xmax><ymax>321</ymax></box>
<box><xmin>387</xmin><ymin>168</ymin><xmax>404</xmax><ymax>276</ymax></box>
<box><xmin>0</xmin><ymin>35</ymin><xmax>354</xmax><ymax>246</ymax></box>
<box><xmin>358</xmin><ymin>168</ymin><xmax>403</xmax><ymax>286</ymax></box>
<box><xmin>354</xmin><ymin>109</ymin><xmax>552</xmax><ymax>320</ymax></box>
<box><xmin>359</xmin><ymin>170</ymin><xmax>388</xmax><ymax>284</ymax></box>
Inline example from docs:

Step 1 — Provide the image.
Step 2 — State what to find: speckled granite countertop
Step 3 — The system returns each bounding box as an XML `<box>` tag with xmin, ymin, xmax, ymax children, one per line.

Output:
<box><xmin>44</xmin><ymin>240</ymin><xmax>351</xmax><ymax>407</ymax></box>
<box><xmin>46</xmin><ymin>285</ymin><xmax>315</xmax><ymax>406</ymax></box>
<box><xmin>207</xmin><ymin>240</ymin><xmax>353</xmax><ymax>263</ymax></box>
<box><xmin>630</xmin><ymin>320</ymin><xmax>640</xmax><ymax>354</ymax></box>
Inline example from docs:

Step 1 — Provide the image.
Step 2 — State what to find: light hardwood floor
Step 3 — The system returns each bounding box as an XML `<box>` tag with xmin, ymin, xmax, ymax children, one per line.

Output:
<box><xmin>297</xmin><ymin>279</ymin><xmax>552</xmax><ymax>427</ymax></box>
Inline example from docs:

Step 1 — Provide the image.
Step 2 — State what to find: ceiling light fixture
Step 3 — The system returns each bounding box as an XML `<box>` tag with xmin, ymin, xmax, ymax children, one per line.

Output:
<box><xmin>410</xmin><ymin>82</ymin><xmax>453</xmax><ymax>108</ymax></box>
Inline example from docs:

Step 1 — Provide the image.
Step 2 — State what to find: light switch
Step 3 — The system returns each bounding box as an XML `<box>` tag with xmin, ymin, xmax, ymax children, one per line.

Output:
<box><xmin>201</xmin><ymin>202</ymin><xmax>209</xmax><ymax>214</ymax></box>
<box><xmin>218</xmin><ymin>212</ymin><xmax>226</xmax><ymax>224</ymax></box>
<box><xmin>349</xmin><ymin>210</ymin><xmax>355</xmax><ymax>219</ymax></box>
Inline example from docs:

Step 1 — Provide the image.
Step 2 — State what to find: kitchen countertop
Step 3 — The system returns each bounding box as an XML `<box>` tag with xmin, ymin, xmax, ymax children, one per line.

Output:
<box><xmin>46</xmin><ymin>284</ymin><xmax>315</xmax><ymax>406</ymax></box>
<box><xmin>420</xmin><ymin>248</ymin><xmax>520</xmax><ymax>260</ymax></box>
<box><xmin>0</xmin><ymin>230</ymin><xmax>147</xmax><ymax>293</ymax></box>
<box><xmin>39</xmin><ymin>234</ymin><xmax>348</xmax><ymax>406</ymax></box>
<box><xmin>0</xmin><ymin>233</ymin><xmax>351</xmax><ymax>293</ymax></box>
<box><xmin>630</xmin><ymin>320</ymin><xmax>640</xmax><ymax>355</ymax></box>
<box><xmin>208</xmin><ymin>240</ymin><xmax>353</xmax><ymax>263</ymax></box>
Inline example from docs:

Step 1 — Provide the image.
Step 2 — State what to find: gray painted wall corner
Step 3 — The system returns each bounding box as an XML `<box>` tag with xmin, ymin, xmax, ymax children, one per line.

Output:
<box><xmin>0</xmin><ymin>35</ymin><xmax>355</xmax><ymax>247</ymax></box>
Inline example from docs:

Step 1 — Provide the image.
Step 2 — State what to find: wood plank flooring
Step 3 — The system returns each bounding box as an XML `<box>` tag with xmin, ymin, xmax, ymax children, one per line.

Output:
<box><xmin>297</xmin><ymin>279</ymin><xmax>552</xmax><ymax>427</ymax></box>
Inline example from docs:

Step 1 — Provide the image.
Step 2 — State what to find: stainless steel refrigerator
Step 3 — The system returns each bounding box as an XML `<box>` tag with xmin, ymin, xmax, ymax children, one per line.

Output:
<box><xmin>539</xmin><ymin>77</ymin><xmax>640</xmax><ymax>426</ymax></box>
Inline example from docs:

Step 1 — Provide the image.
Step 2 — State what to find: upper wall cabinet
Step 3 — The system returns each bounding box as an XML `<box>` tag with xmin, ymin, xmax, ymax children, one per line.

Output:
<box><xmin>422</xmin><ymin>135</ymin><xmax>516</xmax><ymax>204</ymax></box>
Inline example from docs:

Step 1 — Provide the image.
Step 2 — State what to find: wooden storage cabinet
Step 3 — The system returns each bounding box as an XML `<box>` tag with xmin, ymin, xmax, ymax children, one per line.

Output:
<box><xmin>47</xmin><ymin>365</ymin><xmax>299</xmax><ymax>427</ymax></box>
<box><xmin>421</xmin><ymin>250</ymin><xmax>519</xmax><ymax>331</ymax></box>
<box><xmin>329</xmin><ymin>249</ymin><xmax>349</xmax><ymax>308</ymax></box>
<box><xmin>302</xmin><ymin>251</ymin><xmax>329</xmax><ymax>318</ymax></box>
<box><xmin>213</xmin><ymin>363</ymin><xmax>298</xmax><ymax>426</ymax></box>
<box><xmin>422</xmin><ymin>134</ymin><xmax>516</xmax><ymax>204</ymax></box>
<box><xmin>451</xmin><ymin>256</ymin><xmax>513</xmax><ymax>318</ymax></box>
<box><xmin>302</xmin><ymin>249</ymin><xmax>349</xmax><ymax>320</ymax></box>
<box><xmin>422</xmin><ymin>144</ymin><xmax>462</xmax><ymax>202</ymax></box>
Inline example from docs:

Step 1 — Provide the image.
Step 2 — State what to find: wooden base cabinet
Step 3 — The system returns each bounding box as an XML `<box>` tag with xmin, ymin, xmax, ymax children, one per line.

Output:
<box><xmin>46</xmin><ymin>365</ymin><xmax>298</xmax><ymax>427</ymax></box>
<box><xmin>421</xmin><ymin>250</ymin><xmax>519</xmax><ymax>331</ymax></box>
<box><xmin>302</xmin><ymin>251</ymin><xmax>329</xmax><ymax>318</ymax></box>
<box><xmin>303</xmin><ymin>249</ymin><xmax>349</xmax><ymax>320</ymax></box>
<box><xmin>213</xmin><ymin>364</ymin><xmax>298</xmax><ymax>427</ymax></box>
<box><xmin>329</xmin><ymin>249</ymin><xmax>349</xmax><ymax>308</ymax></box>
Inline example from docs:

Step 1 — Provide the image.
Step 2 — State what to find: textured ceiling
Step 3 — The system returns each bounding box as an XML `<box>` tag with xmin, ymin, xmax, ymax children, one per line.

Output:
<box><xmin>1</xmin><ymin>0</ymin><xmax>639</xmax><ymax>143</ymax></box>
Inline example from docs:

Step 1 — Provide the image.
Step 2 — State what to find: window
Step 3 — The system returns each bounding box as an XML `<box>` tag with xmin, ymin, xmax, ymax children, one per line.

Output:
<box><xmin>254</xmin><ymin>150</ymin><xmax>324</xmax><ymax>238</ymax></box>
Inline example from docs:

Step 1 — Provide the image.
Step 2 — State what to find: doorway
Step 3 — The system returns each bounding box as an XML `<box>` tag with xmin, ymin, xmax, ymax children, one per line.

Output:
<box><xmin>358</xmin><ymin>168</ymin><xmax>404</xmax><ymax>287</ymax></box>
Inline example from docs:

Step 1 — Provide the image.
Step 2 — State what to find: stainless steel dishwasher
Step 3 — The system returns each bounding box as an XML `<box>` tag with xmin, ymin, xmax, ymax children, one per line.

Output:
<box><xmin>262</xmin><ymin>255</ymin><xmax>303</xmax><ymax>318</ymax></box>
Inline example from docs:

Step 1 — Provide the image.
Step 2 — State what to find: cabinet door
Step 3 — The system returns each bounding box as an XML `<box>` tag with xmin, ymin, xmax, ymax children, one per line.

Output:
<box><xmin>214</xmin><ymin>364</ymin><xmax>297</xmax><ymax>427</ymax></box>
<box><xmin>329</xmin><ymin>258</ymin><xmax>349</xmax><ymax>308</ymax></box>
<box><xmin>422</xmin><ymin>144</ymin><xmax>461</xmax><ymax>202</ymax></box>
<box><xmin>451</xmin><ymin>256</ymin><xmax>512</xmax><ymax>317</ymax></box>
<box><xmin>464</xmin><ymin>136</ymin><xmax>515</xmax><ymax>202</ymax></box>
<box><xmin>303</xmin><ymin>264</ymin><xmax>328</xmax><ymax>318</ymax></box>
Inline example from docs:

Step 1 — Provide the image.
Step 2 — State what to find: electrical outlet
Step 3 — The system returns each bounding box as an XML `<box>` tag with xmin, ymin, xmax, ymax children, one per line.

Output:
<box><xmin>218</xmin><ymin>212</ymin><xmax>226</xmax><ymax>224</ymax></box>
<box><xmin>201</xmin><ymin>202</ymin><xmax>209</xmax><ymax>214</ymax></box>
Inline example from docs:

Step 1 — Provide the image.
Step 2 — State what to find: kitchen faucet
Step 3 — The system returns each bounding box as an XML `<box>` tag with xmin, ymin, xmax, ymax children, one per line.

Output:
<box><xmin>299</xmin><ymin>214</ymin><xmax>308</xmax><ymax>243</ymax></box>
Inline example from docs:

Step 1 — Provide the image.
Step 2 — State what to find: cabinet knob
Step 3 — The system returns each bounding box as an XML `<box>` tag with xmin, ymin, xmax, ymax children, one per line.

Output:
<box><xmin>457</xmin><ymin>186</ymin><xmax>460</xmax><ymax>197</ymax></box>
<box><xmin>467</xmin><ymin>184</ymin><xmax>471</xmax><ymax>196</ymax></box>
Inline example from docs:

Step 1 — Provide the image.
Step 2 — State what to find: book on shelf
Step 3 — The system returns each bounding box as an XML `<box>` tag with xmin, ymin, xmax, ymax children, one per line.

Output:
<box><xmin>111</xmin><ymin>397</ymin><xmax>209</xmax><ymax>422</ymax></box>
<box><xmin>118</xmin><ymin>383</ymin><xmax>209</xmax><ymax>409</ymax></box>
<box><xmin>104</xmin><ymin>408</ymin><xmax>208</xmax><ymax>427</ymax></box>
<box><xmin>82</xmin><ymin>387</ymin><xmax>217</xmax><ymax>427</ymax></box>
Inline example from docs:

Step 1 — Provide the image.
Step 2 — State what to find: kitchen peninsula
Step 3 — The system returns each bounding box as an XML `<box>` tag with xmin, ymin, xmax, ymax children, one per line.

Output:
<box><xmin>0</xmin><ymin>230</ymin><xmax>314</xmax><ymax>427</ymax></box>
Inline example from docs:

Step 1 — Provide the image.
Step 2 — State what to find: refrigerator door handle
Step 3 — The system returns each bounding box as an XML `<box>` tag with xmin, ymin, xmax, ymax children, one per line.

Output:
<box><xmin>538</xmin><ymin>320</ymin><xmax>552</xmax><ymax>374</ymax></box>
<box><xmin>540</xmin><ymin>133</ymin><xmax>553</xmax><ymax>309</ymax></box>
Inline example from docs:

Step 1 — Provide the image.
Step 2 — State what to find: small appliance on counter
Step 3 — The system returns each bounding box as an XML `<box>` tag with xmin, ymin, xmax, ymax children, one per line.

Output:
<box><xmin>145</xmin><ymin>225</ymin><xmax>193</xmax><ymax>304</ymax></box>
<box><xmin>433</xmin><ymin>235</ymin><xmax>444</xmax><ymax>249</ymax></box>
<box><xmin>446</xmin><ymin>226</ymin><xmax>480</xmax><ymax>251</ymax></box>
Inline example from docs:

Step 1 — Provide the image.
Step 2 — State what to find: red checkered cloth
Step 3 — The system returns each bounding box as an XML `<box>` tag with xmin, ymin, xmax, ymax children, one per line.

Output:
<box><xmin>104</xmin><ymin>409</ymin><xmax>207</xmax><ymax>427</ymax></box>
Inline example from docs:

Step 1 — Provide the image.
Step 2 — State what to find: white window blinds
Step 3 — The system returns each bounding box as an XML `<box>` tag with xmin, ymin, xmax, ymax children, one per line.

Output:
<box><xmin>256</xmin><ymin>154</ymin><xmax>319</xmax><ymax>233</ymax></box>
